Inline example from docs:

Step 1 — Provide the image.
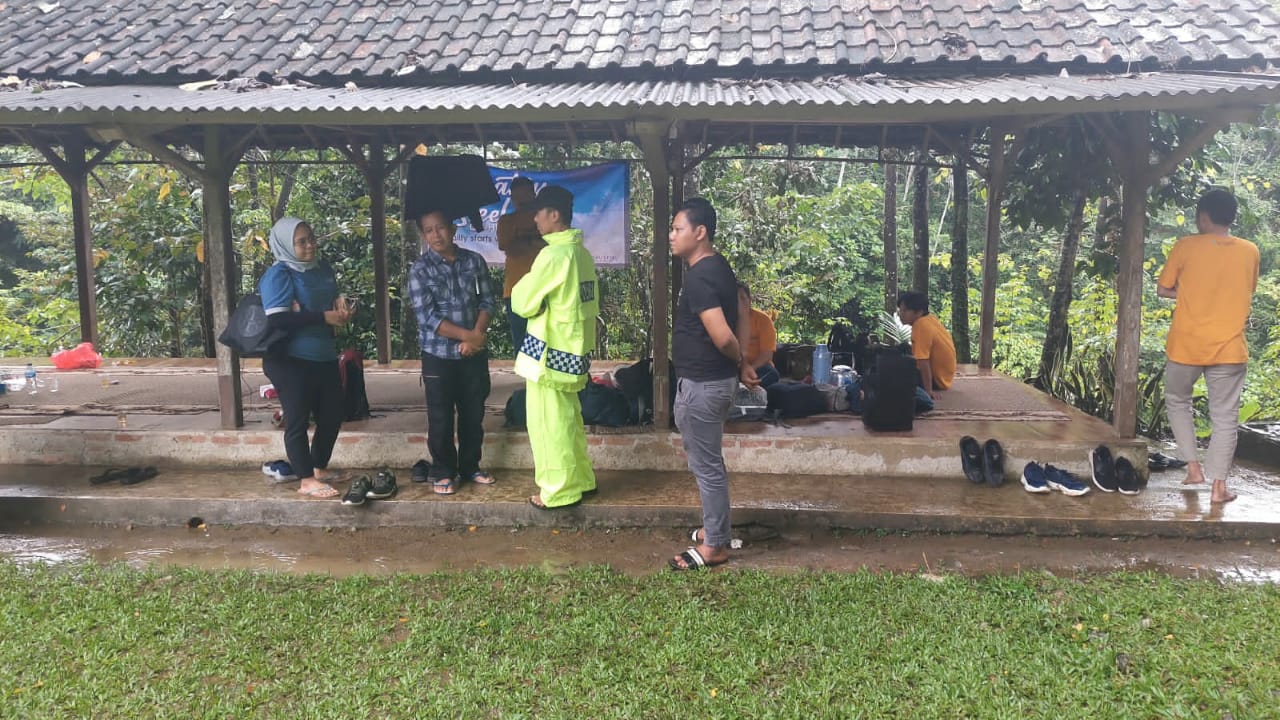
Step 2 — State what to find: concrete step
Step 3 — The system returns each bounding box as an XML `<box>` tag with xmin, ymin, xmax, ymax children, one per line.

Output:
<box><xmin>0</xmin><ymin>409</ymin><xmax>1148</xmax><ymax>482</ymax></box>
<box><xmin>2</xmin><ymin>464</ymin><xmax>1276</xmax><ymax>540</ymax></box>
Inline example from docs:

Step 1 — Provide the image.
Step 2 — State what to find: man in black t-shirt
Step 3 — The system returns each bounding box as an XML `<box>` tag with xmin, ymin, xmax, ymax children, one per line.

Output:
<box><xmin>668</xmin><ymin>197</ymin><xmax>758</xmax><ymax>571</ymax></box>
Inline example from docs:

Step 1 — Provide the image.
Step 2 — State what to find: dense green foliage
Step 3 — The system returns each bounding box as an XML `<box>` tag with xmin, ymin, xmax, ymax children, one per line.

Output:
<box><xmin>2</xmin><ymin>115</ymin><xmax>1279</xmax><ymax>431</ymax></box>
<box><xmin>1</xmin><ymin>562</ymin><xmax>1277</xmax><ymax>718</ymax></box>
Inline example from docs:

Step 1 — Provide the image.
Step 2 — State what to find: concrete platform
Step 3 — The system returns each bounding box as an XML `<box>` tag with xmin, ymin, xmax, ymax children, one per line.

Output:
<box><xmin>0</xmin><ymin>360</ymin><xmax>1147</xmax><ymax>482</ymax></box>
<box><xmin>2</xmin><ymin>463</ymin><xmax>1278</xmax><ymax>540</ymax></box>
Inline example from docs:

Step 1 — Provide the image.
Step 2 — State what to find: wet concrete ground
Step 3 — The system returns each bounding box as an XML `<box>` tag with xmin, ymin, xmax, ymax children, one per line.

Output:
<box><xmin>3</xmin><ymin>524</ymin><xmax>1278</xmax><ymax>583</ymax></box>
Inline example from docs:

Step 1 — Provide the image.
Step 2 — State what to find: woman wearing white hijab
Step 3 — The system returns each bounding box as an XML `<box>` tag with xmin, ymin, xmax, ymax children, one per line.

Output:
<box><xmin>259</xmin><ymin>217</ymin><xmax>352</xmax><ymax>498</ymax></box>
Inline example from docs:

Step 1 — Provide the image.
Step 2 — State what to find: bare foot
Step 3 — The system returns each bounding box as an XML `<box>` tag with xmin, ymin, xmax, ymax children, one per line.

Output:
<box><xmin>297</xmin><ymin>480</ymin><xmax>338</xmax><ymax>498</ymax></box>
<box><xmin>1181</xmin><ymin>462</ymin><xmax>1206</xmax><ymax>486</ymax></box>
<box><xmin>1210</xmin><ymin>479</ymin><xmax>1237</xmax><ymax>504</ymax></box>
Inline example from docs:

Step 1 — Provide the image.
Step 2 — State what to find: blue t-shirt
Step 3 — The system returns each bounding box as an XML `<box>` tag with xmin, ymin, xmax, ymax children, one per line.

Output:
<box><xmin>258</xmin><ymin>261</ymin><xmax>338</xmax><ymax>362</ymax></box>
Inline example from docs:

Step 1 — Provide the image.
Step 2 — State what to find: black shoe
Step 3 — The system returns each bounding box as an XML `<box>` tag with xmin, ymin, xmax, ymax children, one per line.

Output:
<box><xmin>1148</xmin><ymin>451</ymin><xmax>1186</xmax><ymax>471</ymax></box>
<box><xmin>1089</xmin><ymin>445</ymin><xmax>1118</xmax><ymax>492</ymax></box>
<box><xmin>410</xmin><ymin>459</ymin><xmax>431</xmax><ymax>483</ymax></box>
<box><xmin>1115</xmin><ymin>457</ymin><xmax>1141</xmax><ymax>495</ymax></box>
<box><xmin>982</xmin><ymin>439</ymin><xmax>1006</xmax><ymax>487</ymax></box>
<box><xmin>959</xmin><ymin>436</ymin><xmax>985</xmax><ymax>484</ymax></box>
<box><xmin>342</xmin><ymin>475</ymin><xmax>371</xmax><ymax>506</ymax></box>
<box><xmin>366</xmin><ymin>468</ymin><xmax>397</xmax><ymax>500</ymax></box>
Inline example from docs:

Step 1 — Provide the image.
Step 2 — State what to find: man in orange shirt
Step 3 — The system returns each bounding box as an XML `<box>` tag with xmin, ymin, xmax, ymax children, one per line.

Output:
<box><xmin>497</xmin><ymin>176</ymin><xmax>546</xmax><ymax>353</ymax></box>
<box><xmin>896</xmin><ymin>290</ymin><xmax>956</xmax><ymax>400</ymax></box>
<box><xmin>1157</xmin><ymin>188</ymin><xmax>1260</xmax><ymax>504</ymax></box>
<box><xmin>738</xmin><ymin>284</ymin><xmax>780</xmax><ymax>388</ymax></box>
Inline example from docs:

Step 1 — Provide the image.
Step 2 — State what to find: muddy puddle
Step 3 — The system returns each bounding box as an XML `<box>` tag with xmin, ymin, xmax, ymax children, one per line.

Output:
<box><xmin>2</xmin><ymin>524</ymin><xmax>1278</xmax><ymax>582</ymax></box>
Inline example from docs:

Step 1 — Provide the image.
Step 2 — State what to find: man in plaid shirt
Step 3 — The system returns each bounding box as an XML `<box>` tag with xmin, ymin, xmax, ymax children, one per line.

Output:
<box><xmin>407</xmin><ymin>209</ymin><xmax>497</xmax><ymax>495</ymax></box>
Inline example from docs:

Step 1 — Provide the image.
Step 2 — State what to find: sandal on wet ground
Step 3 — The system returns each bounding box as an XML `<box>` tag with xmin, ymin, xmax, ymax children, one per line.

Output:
<box><xmin>528</xmin><ymin>495</ymin><xmax>582</xmax><ymax>510</ymax></box>
<box><xmin>431</xmin><ymin>477</ymin><xmax>458</xmax><ymax>495</ymax></box>
<box><xmin>90</xmin><ymin>466</ymin><xmax>158</xmax><ymax>486</ymax></box>
<box><xmin>89</xmin><ymin>468</ymin><xmax>131</xmax><ymax>485</ymax></box>
<box><xmin>119</xmin><ymin>466</ymin><xmax>158</xmax><ymax>485</ymax></box>
<box><xmin>669</xmin><ymin>546</ymin><xmax>728</xmax><ymax>572</ymax></box>
<box><xmin>466</xmin><ymin>471</ymin><xmax>496</xmax><ymax>485</ymax></box>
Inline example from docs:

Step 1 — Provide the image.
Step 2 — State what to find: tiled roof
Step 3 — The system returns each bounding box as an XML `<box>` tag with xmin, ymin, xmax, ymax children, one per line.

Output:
<box><xmin>0</xmin><ymin>1</ymin><xmax>1277</xmax><ymax>84</ymax></box>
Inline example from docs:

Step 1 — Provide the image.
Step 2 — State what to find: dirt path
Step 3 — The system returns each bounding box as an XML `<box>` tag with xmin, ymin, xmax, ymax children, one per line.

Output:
<box><xmin>3</xmin><ymin>524</ymin><xmax>1276</xmax><ymax>582</ymax></box>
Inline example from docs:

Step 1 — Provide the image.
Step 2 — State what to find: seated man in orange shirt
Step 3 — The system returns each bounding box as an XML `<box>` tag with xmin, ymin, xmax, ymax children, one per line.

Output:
<box><xmin>895</xmin><ymin>290</ymin><xmax>956</xmax><ymax>400</ymax></box>
<box><xmin>738</xmin><ymin>283</ymin><xmax>780</xmax><ymax>388</ymax></box>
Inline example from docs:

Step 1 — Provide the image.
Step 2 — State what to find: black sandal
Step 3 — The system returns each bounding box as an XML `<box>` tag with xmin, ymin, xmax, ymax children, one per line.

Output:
<box><xmin>89</xmin><ymin>468</ymin><xmax>131</xmax><ymax>485</ymax></box>
<box><xmin>119</xmin><ymin>466</ymin><xmax>158</xmax><ymax>485</ymax></box>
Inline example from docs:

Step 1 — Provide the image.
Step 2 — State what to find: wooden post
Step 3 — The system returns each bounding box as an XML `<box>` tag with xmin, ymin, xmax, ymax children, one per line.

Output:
<box><xmin>950</xmin><ymin>146</ymin><xmax>972</xmax><ymax>364</ymax></box>
<box><xmin>881</xmin><ymin>150</ymin><xmax>899</xmax><ymax>313</ymax></box>
<box><xmin>978</xmin><ymin>131</ymin><xmax>1006</xmax><ymax>369</ymax></box>
<box><xmin>369</xmin><ymin>141</ymin><xmax>392</xmax><ymax>364</ymax></box>
<box><xmin>203</xmin><ymin>128</ymin><xmax>244</xmax><ymax>429</ymax></box>
<box><xmin>25</xmin><ymin>136</ymin><xmax>118</xmax><ymax>347</ymax></box>
<box><xmin>911</xmin><ymin>146</ymin><xmax>930</xmax><ymax>297</ymax></box>
<box><xmin>1112</xmin><ymin>113</ymin><xmax>1153</xmax><ymax>438</ymax></box>
<box><xmin>636</xmin><ymin>122</ymin><xmax>673</xmax><ymax>430</ymax></box>
<box><xmin>66</xmin><ymin>141</ymin><xmax>97</xmax><ymax>346</ymax></box>
<box><xmin>670</xmin><ymin>150</ymin><xmax>685</xmax><ymax>331</ymax></box>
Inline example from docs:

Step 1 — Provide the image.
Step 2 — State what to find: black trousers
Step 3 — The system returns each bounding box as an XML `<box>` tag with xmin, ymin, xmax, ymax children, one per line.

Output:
<box><xmin>421</xmin><ymin>352</ymin><xmax>491</xmax><ymax>481</ymax></box>
<box><xmin>263</xmin><ymin>355</ymin><xmax>344</xmax><ymax>480</ymax></box>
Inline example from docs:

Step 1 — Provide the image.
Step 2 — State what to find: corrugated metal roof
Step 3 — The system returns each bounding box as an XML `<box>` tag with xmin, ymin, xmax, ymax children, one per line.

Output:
<box><xmin>0</xmin><ymin>0</ymin><xmax>1278</xmax><ymax>83</ymax></box>
<box><xmin>1</xmin><ymin>73</ymin><xmax>1278</xmax><ymax>125</ymax></box>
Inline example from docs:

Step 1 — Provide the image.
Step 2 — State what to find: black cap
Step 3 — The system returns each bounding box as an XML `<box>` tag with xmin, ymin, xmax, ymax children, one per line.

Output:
<box><xmin>530</xmin><ymin>184</ymin><xmax>574</xmax><ymax>220</ymax></box>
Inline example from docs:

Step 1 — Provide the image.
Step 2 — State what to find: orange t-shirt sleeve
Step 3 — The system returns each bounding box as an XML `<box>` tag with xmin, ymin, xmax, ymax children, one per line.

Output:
<box><xmin>1157</xmin><ymin>241</ymin><xmax>1183</xmax><ymax>290</ymax></box>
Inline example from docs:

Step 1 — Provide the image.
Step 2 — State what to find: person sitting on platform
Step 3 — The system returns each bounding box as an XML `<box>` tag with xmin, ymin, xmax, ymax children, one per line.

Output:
<box><xmin>738</xmin><ymin>283</ymin><xmax>780</xmax><ymax>389</ymax></box>
<box><xmin>895</xmin><ymin>290</ymin><xmax>956</xmax><ymax>402</ymax></box>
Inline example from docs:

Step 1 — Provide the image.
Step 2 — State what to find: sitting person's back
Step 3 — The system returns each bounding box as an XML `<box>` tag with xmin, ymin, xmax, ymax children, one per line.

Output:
<box><xmin>739</xmin><ymin>283</ymin><xmax>780</xmax><ymax>388</ymax></box>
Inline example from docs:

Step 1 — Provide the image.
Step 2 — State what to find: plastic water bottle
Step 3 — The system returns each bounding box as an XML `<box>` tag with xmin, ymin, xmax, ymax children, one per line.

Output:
<box><xmin>24</xmin><ymin>363</ymin><xmax>37</xmax><ymax>394</ymax></box>
<box><xmin>812</xmin><ymin>344</ymin><xmax>832</xmax><ymax>385</ymax></box>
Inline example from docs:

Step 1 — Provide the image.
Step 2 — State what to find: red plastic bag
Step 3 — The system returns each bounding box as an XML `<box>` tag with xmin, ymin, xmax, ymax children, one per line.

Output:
<box><xmin>51</xmin><ymin>342</ymin><xmax>103</xmax><ymax>369</ymax></box>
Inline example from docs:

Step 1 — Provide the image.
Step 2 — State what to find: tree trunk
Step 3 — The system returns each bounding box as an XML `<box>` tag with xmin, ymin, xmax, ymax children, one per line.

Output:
<box><xmin>882</xmin><ymin>151</ymin><xmax>899</xmax><ymax>312</ymax></box>
<box><xmin>950</xmin><ymin>158</ymin><xmax>972</xmax><ymax>363</ymax></box>
<box><xmin>273</xmin><ymin>172</ymin><xmax>296</xmax><ymax>223</ymax></box>
<box><xmin>1036</xmin><ymin>185</ymin><xmax>1088</xmax><ymax>390</ymax></box>
<box><xmin>912</xmin><ymin>148</ymin><xmax>930</xmax><ymax>299</ymax></box>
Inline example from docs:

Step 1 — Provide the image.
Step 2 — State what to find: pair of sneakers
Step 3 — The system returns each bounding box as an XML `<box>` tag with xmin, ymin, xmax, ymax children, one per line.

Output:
<box><xmin>342</xmin><ymin>468</ymin><xmax>398</xmax><ymax>506</ymax></box>
<box><xmin>960</xmin><ymin>436</ymin><xmax>1006</xmax><ymax>486</ymax></box>
<box><xmin>1089</xmin><ymin>446</ymin><xmax>1144</xmax><ymax>495</ymax></box>
<box><xmin>1020</xmin><ymin>462</ymin><xmax>1091</xmax><ymax>496</ymax></box>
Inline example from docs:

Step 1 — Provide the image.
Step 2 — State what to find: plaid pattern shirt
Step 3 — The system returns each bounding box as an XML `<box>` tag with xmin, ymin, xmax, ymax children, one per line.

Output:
<box><xmin>407</xmin><ymin>246</ymin><xmax>496</xmax><ymax>359</ymax></box>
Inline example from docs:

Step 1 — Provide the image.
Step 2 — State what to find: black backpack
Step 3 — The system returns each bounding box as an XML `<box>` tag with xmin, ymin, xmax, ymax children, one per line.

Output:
<box><xmin>860</xmin><ymin>351</ymin><xmax>917</xmax><ymax>432</ymax></box>
<box><xmin>337</xmin><ymin>349</ymin><xmax>371</xmax><ymax>421</ymax></box>
<box><xmin>612</xmin><ymin>358</ymin><xmax>676</xmax><ymax>425</ymax></box>
<box><xmin>504</xmin><ymin>388</ymin><xmax>528</xmax><ymax>427</ymax></box>
<box><xmin>504</xmin><ymin>383</ymin><xmax>631</xmax><ymax>427</ymax></box>
<box><xmin>218</xmin><ymin>294</ymin><xmax>288</xmax><ymax>358</ymax></box>
<box><xmin>579</xmin><ymin>381</ymin><xmax>631</xmax><ymax>426</ymax></box>
<box><xmin>766</xmin><ymin>380</ymin><xmax>828</xmax><ymax>419</ymax></box>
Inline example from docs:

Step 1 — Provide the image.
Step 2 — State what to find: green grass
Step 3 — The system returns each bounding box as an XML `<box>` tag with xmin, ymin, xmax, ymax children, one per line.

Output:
<box><xmin>1</xmin><ymin>563</ymin><xmax>1277</xmax><ymax>719</ymax></box>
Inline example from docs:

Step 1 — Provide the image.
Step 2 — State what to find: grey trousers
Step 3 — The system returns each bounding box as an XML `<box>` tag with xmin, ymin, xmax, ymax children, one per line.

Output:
<box><xmin>674</xmin><ymin>376</ymin><xmax>737</xmax><ymax>549</ymax></box>
<box><xmin>1164</xmin><ymin>360</ymin><xmax>1248</xmax><ymax>481</ymax></box>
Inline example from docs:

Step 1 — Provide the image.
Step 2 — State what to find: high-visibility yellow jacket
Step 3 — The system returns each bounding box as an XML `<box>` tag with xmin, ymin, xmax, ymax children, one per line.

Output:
<box><xmin>511</xmin><ymin>228</ymin><xmax>599</xmax><ymax>391</ymax></box>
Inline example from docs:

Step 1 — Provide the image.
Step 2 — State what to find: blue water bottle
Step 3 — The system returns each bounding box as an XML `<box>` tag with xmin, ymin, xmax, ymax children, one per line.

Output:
<box><xmin>24</xmin><ymin>363</ymin><xmax>37</xmax><ymax>394</ymax></box>
<box><xmin>812</xmin><ymin>344</ymin><xmax>832</xmax><ymax>385</ymax></box>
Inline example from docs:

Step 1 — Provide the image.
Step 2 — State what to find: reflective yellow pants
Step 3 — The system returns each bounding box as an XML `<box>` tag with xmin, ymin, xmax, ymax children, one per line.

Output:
<box><xmin>526</xmin><ymin>381</ymin><xmax>597</xmax><ymax>507</ymax></box>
